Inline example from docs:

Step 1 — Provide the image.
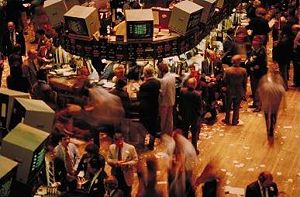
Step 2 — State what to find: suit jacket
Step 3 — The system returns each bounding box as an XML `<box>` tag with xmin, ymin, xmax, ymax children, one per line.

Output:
<box><xmin>223</xmin><ymin>66</ymin><xmax>247</xmax><ymax>99</ymax></box>
<box><xmin>138</xmin><ymin>77</ymin><xmax>161</xmax><ymax>116</ymax></box>
<box><xmin>179</xmin><ymin>87</ymin><xmax>202</xmax><ymax>122</ymax></box>
<box><xmin>245</xmin><ymin>181</ymin><xmax>278</xmax><ymax>197</ymax></box>
<box><xmin>247</xmin><ymin>46</ymin><xmax>268</xmax><ymax>78</ymax></box>
<box><xmin>2</xmin><ymin>30</ymin><xmax>25</xmax><ymax>56</ymax></box>
<box><xmin>84</xmin><ymin>169</ymin><xmax>107</xmax><ymax>197</ymax></box>
<box><xmin>107</xmin><ymin>142</ymin><xmax>138</xmax><ymax>186</ymax></box>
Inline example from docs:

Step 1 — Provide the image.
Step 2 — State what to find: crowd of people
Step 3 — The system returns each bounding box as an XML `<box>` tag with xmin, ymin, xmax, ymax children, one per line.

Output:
<box><xmin>1</xmin><ymin>0</ymin><xmax>300</xmax><ymax>196</ymax></box>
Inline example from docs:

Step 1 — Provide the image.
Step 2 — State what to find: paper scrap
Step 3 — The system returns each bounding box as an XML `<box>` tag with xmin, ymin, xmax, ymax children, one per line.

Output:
<box><xmin>277</xmin><ymin>172</ymin><xmax>282</xmax><ymax>176</ymax></box>
<box><xmin>259</xmin><ymin>164</ymin><xmax>266</xmax><ymax>168</ymax></box>
<box><xmin>247</xmin><ymin>168</ymin><xmax>255</xmax><ymax>172</ymax></box>
<box><xmin>221</xmin><ymin>169</ymin><xmax>227</xmax><ymax>172</ymax></box>
<box><xmin>283</xmin><ymin>126</ymin><xmax>292</xmax><ymax>129</ymax></box>
<box><xmin>287</xmin><ymin>179</ymin><xmax>293</xmax><ymax>183</ymax></box>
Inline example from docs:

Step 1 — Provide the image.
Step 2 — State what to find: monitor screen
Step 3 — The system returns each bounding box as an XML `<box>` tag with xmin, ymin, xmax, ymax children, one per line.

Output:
<box><xmin>127</xmin><ymin>22</ymin><xmax>153</xmax><ymax>39</ymax></box>
<box><xmin>28</xmin><ymin>143</ymin><xmax>46</xmax><ymax>183</ymax></box>
<box><xmin>65</xmin><ymin>17</ymin><xmax>89</xmax><ymax>36</ymax></box>
<box><xmin>8</xmin><ymin>100</ymin><xmax>25</xmax><ymax>131</ymax></box>
<box><xmin>0</xmin><ymin>94</ymin><xmax>9</xmax><ymax>128</ymax></box>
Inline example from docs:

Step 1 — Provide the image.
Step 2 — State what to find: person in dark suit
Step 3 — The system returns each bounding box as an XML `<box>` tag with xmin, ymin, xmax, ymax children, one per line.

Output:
<box><xmin>104</xmin><ymin>176</ymin><xmax>124</xmax><ymax>197</ymax></box>
<box><xmin>0</xmin><ymin>52</ymin><xmax>4</xmax><ymax>87</ymax></box>
<box><xmin>2</xmin><ymin>21</ymin><xmax>25</xmax><ymax>57</ymax></box>
<box><xmin>179</xmin><ymin>77</ymin><xmax>202</xmax><ymax>153</ymax></box>
<box><xmin>246</xmin><ymin>7</ymin><xmax>271</xmax><ymax>44</ymax></box>
<box><xmin>138</xmin><ymin>65</ymin><xmax>161</xmax><ymax>150</ymax></box>
<box><xmin>83</xmin><ymin>157</ymin><xmax>107</xmax><ymax>197</ymax></box>
<box><xmin>246</xmin><ymin>171</ymin><xmax>278</xmax><ymax>197</ymax></box>
<box><xmin>246</xmin><ymin>36</ymin><xmax>268</xmax><ymax>112</ymax></box>
<box><xmin>222</xmin><ymin>55</ymin><xmax>247</xmax><ymax>125</ymax></box>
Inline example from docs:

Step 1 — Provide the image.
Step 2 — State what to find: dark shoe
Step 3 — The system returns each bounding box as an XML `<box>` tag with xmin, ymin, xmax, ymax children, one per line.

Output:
<box><xmin>221</xmin><ymin>119</ymin><xmax>229</xmax><ymax>124</ymax></box>
<box><xmin>232</xmin><ymin>121</ymin><xmax>239</xmax><ymax>126</ymax></box>
<box><xmin>253</xmin><ymin>108</ymin><xmax>261</xmax><ymax>112</ymax></box>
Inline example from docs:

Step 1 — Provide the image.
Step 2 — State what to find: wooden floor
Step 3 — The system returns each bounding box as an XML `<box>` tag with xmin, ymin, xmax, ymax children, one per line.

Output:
<box><xmin>95</xmin><ymin>76</ymin><xmax>300</xmax><ymax>197</ymax></box>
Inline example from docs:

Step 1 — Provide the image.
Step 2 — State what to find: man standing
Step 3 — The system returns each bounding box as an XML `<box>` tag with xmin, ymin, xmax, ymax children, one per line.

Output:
<box><xmin>138</xmin><ymin>65</ymin><xmax>161</xmax><ymax>150</ymax></box>
<box><xmin>107</xmin><ymin>133</ymin><xmax>138</xmax><ymax>197</ymax></box>
<box><xmin>246</xmin><ymin>171</ymin><xmax>278</xmax><ymax>197</ymax></box>
<box><xmin>2</xmin><ymin>21</ymin><xmax>25</xmax><ymax>57</ymax></box>
<box><xmin>179</xmin><ymin>77</ymin><xmax>202</xmax><ymax>154</ymax></box>
<box><xmin>222</xmin><ymin>55</ymin><xmax>247</xmax><ymax>125</ymax></box>
<box><xmin>158</xmin><ymin>62</ymin><xmax>176</xmax><ymax>134</ymax></box>
<box><xmin>246</xmin><ymin>36</ymin><xmax>267</xmax><ymax>112</ymax></box>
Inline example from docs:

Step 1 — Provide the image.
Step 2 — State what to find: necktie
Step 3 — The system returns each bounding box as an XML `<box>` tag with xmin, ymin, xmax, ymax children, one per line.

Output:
<box><xmin>48</xmin><ymin>161</ymin><xmax>55</xmax><ymax>186</ymax></box>
<box><xmin>118</xmin><ymin>147</ymin><xmax>122</xmax><ymax>161</ymax></box>
<box><xmin>10</xmin><ymin>32</ymin><xmax>14</xmax><ymax>44</ymax></box>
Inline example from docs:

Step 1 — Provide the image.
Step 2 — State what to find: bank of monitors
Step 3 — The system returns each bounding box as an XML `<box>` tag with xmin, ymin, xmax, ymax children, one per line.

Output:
<box><xmin>64</xmin><ymin>5</ymin><xmax>100</xmax><ymax>37</ymax></box>
<box><xmin>126</xmin><ymin>9</ymin><xmax>154</xmax><ymax>40</ymax></box>
<box><xmin>8</xmin><ymin>98</ymin><xmax>55</xmax><ymax>133</ymax></box>
<box><xmin>1</xmin><ymin>123</ymin><xmax>49</xmax><ymax>184</ymax></box>
<box><xmin>0</xmin><ymin>155</ymin><xmax>18</xmax><ymax>197</ymax></box>
<box><xmin>0</xmin><ymin>88</ymin><xmax>30</xmax><ymax>130</ymax></box>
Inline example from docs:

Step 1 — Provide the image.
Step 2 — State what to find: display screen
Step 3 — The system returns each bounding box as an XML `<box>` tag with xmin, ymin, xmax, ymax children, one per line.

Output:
<box><xmin>0</xmin><ymin>167</ymin><xmax>17</xmax><ymax>197</ymax></box>
<box><xmin>65</xmin><ymin>17</ymin><xmax>89</xmax><ymax>36</ymax></box>
<box><xmin>0</xmin><ymin>94</ymin><xmax>9</xmax><ymax>128</ymax></box>
<box><xmin>28</xmin><ymin>144</ymin><xmax>46</xmax><ymax>182</ymax></box>
<box><xmin>127</xmin><ymin>22</ymin><xmax>153</xmax><ymax>39</ymax></box>
<box><xmin>8</xmin><ymin>100</ymin><xmax>25</xmax><ymax>130</ymax></box>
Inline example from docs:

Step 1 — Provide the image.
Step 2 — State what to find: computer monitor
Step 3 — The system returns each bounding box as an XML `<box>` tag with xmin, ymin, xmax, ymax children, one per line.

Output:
<box><xmin>64</xmin><ymin>5</ymin><xmax>100</xmax><ymax>37</ymax></box>
<box><xmin>8</xmin><ymin>98</ymin><xmax>55</xmax><ymax>133</ymax></box>
<box><xmin>0</xmin><ymin>88</ymin><xmax>30</xmax><ymax>130</ymax></box>
<box><xmin>1</xmin><ymin>123</ymin><xmax>49</xmax><ymax>184</ymax></box>
<box><xmin>125</xmin><ymin>9</ymin><xmax>154</xmax><ymax>40</ymax></box>
<box><xmin>0</xmin><ymin>155</ymin><xmax>18</xmax><ymax>197</ymax></box>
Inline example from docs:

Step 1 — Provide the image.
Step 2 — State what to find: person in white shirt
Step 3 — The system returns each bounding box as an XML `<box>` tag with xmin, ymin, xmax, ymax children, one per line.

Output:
<box><xmin>158</xmin><ymin>62</ymin><xmax>176</xmax><ymax>134</ymax></box>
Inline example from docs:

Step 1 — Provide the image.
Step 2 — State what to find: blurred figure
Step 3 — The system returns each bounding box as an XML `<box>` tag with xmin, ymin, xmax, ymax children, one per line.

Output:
<box><xmin>194</xmin><ymin>161</ymin><xmax>224</xmax><ymax>197</ymax></box>
<box><xmin>136</xmin><ymin>156</ymin><xmax>163</xmax><ymax>197</ymax></box>
<box><xmin>246</xmin><ymin>171</ymin><xmax>278</xmax><ymax>197</ymax></box>
<box><xmin>104</xmin><ymin>176</ymin><xmax>124</xmax><ymax>197</ymax></box>
<box><xmin>110</xmin><ymin>79</ymin><xmax>131</xmax><ymax>118</ymax></box>
<box><xmin>179</xmin><ymin>77</ymin><xmax>202</xmax><ymax>154</ymax></box>
<box><xmin>222</xmin><ymin>55</ymin><xmax>247</xmax><ymax>125</ymax></box>
<box><xmin>258</xmin><ymin>72</ymin><xmax>285</xmax><ymax>139</ymax></box>
<box><xmin>168</xmin><ymin>131</ymin><xmax>197</xmax><ymax>197</ymax></box>
<box><xmin>158</xmin><ymin>62</ymin><xmax>176</xmax><ymax>134</ymax></box>
<box><xmin>138</xmin><ymin>65</ymin><xmax>161</xmax><ymax>150</ymax></box>
<box><xmin>107</xmin><ymin>133</ymin><xmax>138</xmax><ymax>197</ymax></box>
<box><xmin>82</xmin><ymin>87</ymin><xmax>125</xmax><ymax>127</ymax></box>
